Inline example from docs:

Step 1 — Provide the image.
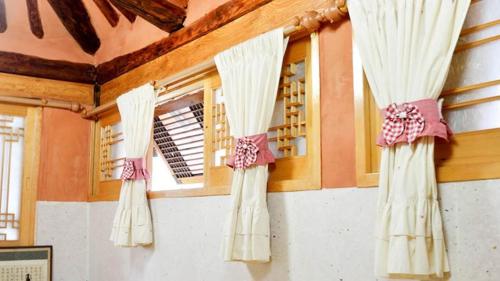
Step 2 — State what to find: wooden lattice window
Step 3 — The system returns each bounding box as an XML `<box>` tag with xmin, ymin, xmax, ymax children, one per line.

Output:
<box><xmin>99</xmin><ymin>122</ymin><xmax>125</xmax><ymax>181</ymax></box>
<box><xmin>93</xmin><ymin>112</ymin><xmax>125</xmax><ymax>199</ymax></box>
<box><xmin>204</xmin><ymin>34</ymin><xmax>321</xmax><ymax>192</ymax></box>
<box><xmin>354</xmin><ymin>0</ymin><xmax>500</xmax><ymax>186</ymax></box>
<box><xmin>92</xmin><ymin>34</ymin><xmax>321</xmax><ymax>199</ymax></box>
<box><xmin>0</xmin><ymin>104</ymin><xmax>40</xmax><ymax>246</ymax></box>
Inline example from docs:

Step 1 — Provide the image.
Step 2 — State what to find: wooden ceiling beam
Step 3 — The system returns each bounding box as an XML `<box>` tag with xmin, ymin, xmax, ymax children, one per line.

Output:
<box><xmin>0</xmin><ymin>51</ymin><xmax>96</xmax><ymax>84</ymax></box>
<box><xmin>0</xmin><ymin>0</ymin><xmax>6</xmax><ymax>33</ymax></box>
<box><xmin>96</xmin><ymin>0</ymin><xmax>272</xmax><ymax>83</ymax></box>
<box><xmin>47</xmin><ymin>0</ymin><xmax>101</xmax><ymax>55</ymax></box>
<box><xmin>26</xmin><ymin>0</ymin><xmax>44</xmax><ymax>38</ymax></box>
<box><xmin>109</xmin><ymin>0</ymin><xmax>186</xmax><ymax>32</ymax></box>
<box><xmin>109</xmin><ymin>0</ymin><xmax>136</xmax><ymax>23</ymax></box>
<box><xmin>169</xmin><ymin>0</ymin><xmax>188</xmax><ymax>9</ymax></box>
<box><xmin>93</xmin><ymin>0</ymin><xmax>119</xmax><ymax>27</ymax></box>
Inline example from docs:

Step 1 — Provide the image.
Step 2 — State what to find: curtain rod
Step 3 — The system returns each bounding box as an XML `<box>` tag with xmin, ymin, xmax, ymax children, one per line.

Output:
<box><xmin>82</xmin><ymin>0</ymin><xmax>348</xmax><ymax>119</ymax></box>
<box><xmin>0</xmin><ymin>95</ymin><xmax>85</xmax><ymax>112</ymax></box>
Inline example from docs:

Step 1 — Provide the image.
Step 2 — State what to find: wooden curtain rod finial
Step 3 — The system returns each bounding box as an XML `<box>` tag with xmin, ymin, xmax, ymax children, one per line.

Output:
<box><xmin>295</xmin><ymin>0</ymin><xmax>348</xmax><ymax>33</ymax></box>
<box><xmin>151</xmin><ymin>80</ymin><xmax>162</xmax><ymax>91</ymax></box>
<box><xmin>81</xmin><ymin>105</ymin><xmax>99</xmax><ymax>120</ymax></box>
<box><xmin>300</xmin><ymin>11</ymin><xmax>322</xmax><ymax>32</ymax></box>
<box><xmin>70</xmin><ymin>102</ymin><xmax>82</xmax><ymax>112</ymax></box>
<box><xmin>322</xmin><ymin>0</ymin><xmax>348</xmax><ymax>23</ymax></box>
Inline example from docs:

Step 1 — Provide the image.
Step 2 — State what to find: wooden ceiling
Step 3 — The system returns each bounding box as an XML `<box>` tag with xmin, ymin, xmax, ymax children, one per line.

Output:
<box><xmin>0</xmin><ymin>0</ymin><xmax>187</xmax><ymax>55</ymax></box>
<box><xmin>0</xmin><ymin>0</ymin><xmax>274</xmax><ymax>85</ymax></box>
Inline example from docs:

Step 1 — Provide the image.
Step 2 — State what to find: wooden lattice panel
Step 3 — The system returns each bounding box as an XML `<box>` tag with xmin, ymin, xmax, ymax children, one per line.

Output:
<box><xmin>0</xmin><ymin>115</ymin><xmax>24</xmax><ymax>241</ymax></box>
<box><xmin>210</xmin><ymin>60</ymin><xmax>307</xmax><ymax>166</ymax></box>
<box><xmin>99</xmin><ymin>124</ymin><xmax>124</xmax><ymax>180</ymax></box>
<box><xmin>275</xmin><ymin>62</ymin><xmax>307</xmax><ymax>157</ymax></box>
<box><xmin>212</xmin><ymin>88</ymin><xmax>233</xmax><ymax>166</ymax></box>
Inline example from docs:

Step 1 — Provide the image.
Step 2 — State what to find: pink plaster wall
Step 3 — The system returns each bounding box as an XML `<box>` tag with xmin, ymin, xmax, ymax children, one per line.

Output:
<box><xmin>184</xmin><ymin>0</ymin><xmax>230</xmax><ymax>25</ymax></box>
<box><xmin>38</xmin><ymin>108</ymin><xmax>92</xmax><ymax>202</ymax></box>
<box><xmin>0</xmin><ymin>0</ymin><xmax>227</xmax><ymax>64</ymax></box>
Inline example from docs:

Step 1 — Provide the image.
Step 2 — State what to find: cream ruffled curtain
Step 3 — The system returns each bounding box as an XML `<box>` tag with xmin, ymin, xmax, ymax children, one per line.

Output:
<box><xmin>110</xmin><ymin>84</ymin><xmax>156</xmax><ymax>247</ymax></box>
<box><xmin>215</xmin><ymin>28</ymin><xmax>288</xmax><ymax>262</ymax></box>
<box><xmin>348</xmin><ymin>0</ymin><xmax>470</xmax><ymax>278</ymax></box>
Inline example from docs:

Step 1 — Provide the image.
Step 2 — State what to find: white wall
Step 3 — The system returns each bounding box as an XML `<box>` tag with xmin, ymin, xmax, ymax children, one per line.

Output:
<box><xmin>36</xmin><ymin>202</ymin><xmax>90</xmax><ymax>281</ymax></box>
<box><xmin>36</xmin><ymin>180</ymin><xmax>500</xmax><ymax>281</ymax></box>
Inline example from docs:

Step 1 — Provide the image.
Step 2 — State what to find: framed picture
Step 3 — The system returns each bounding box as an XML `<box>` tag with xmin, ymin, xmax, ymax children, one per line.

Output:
<box><xmin>0</xmin><ymin>246</ymin><xmax>52</xmax><ymax>281</ymax></box>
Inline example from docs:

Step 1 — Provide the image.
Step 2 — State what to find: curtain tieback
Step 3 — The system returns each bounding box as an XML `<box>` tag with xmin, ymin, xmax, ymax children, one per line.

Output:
<box><xmin>378</xmin><ymin>98</ymin><xmax>452</xmax><ymax>146</ymax></box>
<box><xmin>227</xmin><ymin>133</ymin><xmax>275</xmax><ymax>169</ymax></box>
<box><xmin>121</xmin><ymin>157</ymin><xmax>150</xmax><ymax>180</ymax></box>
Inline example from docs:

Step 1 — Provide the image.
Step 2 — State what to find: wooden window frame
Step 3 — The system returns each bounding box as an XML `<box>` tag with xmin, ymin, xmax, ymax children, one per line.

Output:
<box><xmin>0</xmin><ymin>104</ymin><xmax>41</xmax><ymax>246</ymax></box>
<box><xmin>90</xmin><ymin>33</ymin><xmax>321</xmax><ymax>200</ymax></box>
<box><xmin>353</xmin><ymin>38</ymin><xmax>500</xmax><ymax>187</ymax></box>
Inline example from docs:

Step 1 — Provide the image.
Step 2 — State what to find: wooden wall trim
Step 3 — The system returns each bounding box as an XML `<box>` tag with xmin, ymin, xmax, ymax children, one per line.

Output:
<box><xmin>96</xmin><ymin>0</ymin><xmax>272</xmax><ymax>84</ymax></box>
<box><xmin>0</xmin><ymin>72</ymin><xmax>94</xmax><ymax>105</ymax></box>
<box><xmin>100</xmin><ymin>0</ymin><xmax>331</xmax><ymax>103</ymax></box>
<box><xmin>0</xmin><ymin>51</ymin><xmax>96</xmax><ymax>84</ymax></box>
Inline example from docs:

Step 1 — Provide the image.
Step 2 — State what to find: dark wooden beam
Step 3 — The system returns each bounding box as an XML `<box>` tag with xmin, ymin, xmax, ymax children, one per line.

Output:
<box><xmin>47</xmin><ymin>0</ymin><xmax>101</xmax><ymax>55</ymax></box>
<box><xmin>0</xmin><ymin>51</ymin><xmax>96</xmax><ymax>84</ymax></box>
<box><xmin>109</xmin><ymin>0</ymin><xmax>136</xmax><ymax>23</ymax></box>
<box><xmin>169</xmin><ymin>0</ymin><xmax>188</xmax><ymax>9</ymax></box>
<box><xmin>26</xmin><ymin>0</ymin><xmax>44</xmax><ymax>38</ymax></box>
<box><xmin>109</xmin><ymin>0</ymin><xmax>185</xmax><ymax>32</ymax></box>
<box><xmin>0</xmin><ymin>0</ymin><xmax>6</xmax><ymax>33</ymax></box>
<box><xmin>93</xmin><ymin>0</ymin><xmax>119</xmax><ymax>27</ymax></box>
<box><xmin>96</xmin><ymin>0</ymin><xmax>272</xmax><ymax>83</ymax></box>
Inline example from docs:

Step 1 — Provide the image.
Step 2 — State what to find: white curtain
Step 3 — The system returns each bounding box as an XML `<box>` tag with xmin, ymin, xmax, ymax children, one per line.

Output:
<box><xmin>110</xmin><ymin>84</ymin><xmax>156</xmax><ymax>247</ymax></box>
<box><xmin>215</xmin><ymin>28</ymin><xmax>288</xmax><ymax>262</ymax></box>
<box><xmin>348</xmin><ymin>0</ymin><xmax>470</xmax><ymax>278</ymax></box>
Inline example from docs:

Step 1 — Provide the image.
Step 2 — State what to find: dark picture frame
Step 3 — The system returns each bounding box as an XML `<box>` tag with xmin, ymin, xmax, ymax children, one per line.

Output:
<box><xmin>0</xmin><ymin>245</ymin><xmax>52</xmax><ymax>281</ymax></box>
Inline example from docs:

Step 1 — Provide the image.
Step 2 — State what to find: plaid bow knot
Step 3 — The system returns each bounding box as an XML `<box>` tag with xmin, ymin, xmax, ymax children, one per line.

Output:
<box><xmin>121</xmin><ymin>159</ymin><xmax>136</xmax><ymax>180</ymax></box>
<box><xmin>382</xmin><ymin>103</ymin><xmax>425</xmax><ymax>145</ymax></box>
<box><xmin>234</xmin><ymin>137</ymin><xmax>260</xmax><ymax>169</ymax></box>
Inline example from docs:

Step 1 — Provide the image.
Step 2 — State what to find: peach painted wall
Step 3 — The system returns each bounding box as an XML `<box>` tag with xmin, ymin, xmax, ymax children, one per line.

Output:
<box><xmin>319</xmin><ymin>21</ymin><xmax>356</xmax><ymax>188</ymax></box>
<box><xmin>0</xmin><ymin>0</ymin><xmax>227</xmax><ymax>64</ymax></box>
<box><xmin>37</xmin><ymin>108</ymin><xmax>91</xmax><ymax>201</ymax></box>
<box><xmin>184</xmin><ymin>0</ymin><xmax>230</xmax><ymax>25</ymax></box>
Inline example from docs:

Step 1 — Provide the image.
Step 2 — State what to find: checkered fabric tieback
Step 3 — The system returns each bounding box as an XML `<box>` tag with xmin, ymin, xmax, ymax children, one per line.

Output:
<box><xmin>234</xmin><ymin>137</ymin><xmax>260</xmax><ymax>169</ymax></box>
<box><xmin>382</xmin><ymin>103</ymin><xmax>425</xmax><ymax>145</ymax></box>
<box><xmin>121</xmin><ymin>159</ymin><xmax>136</xmax><ymax>180</ymax></box>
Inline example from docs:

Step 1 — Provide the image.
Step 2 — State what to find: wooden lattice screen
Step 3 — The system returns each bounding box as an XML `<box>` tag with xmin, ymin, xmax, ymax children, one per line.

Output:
<box><xmin>93</xmin><ymin>34</ymin><xmax>321</xmax><ymax>197</ymax></box>
<box><xmin>354</xmin><ymin>0</ymin><xmax>500</xmax><ymax>186</ymax></box>
<box><xmin>204</xmin><ymin>35</ymin><xmax>321</xmax><ymax>192</ymax></box>
<box><xmin>0</xmin><ymin>116</ymin><xmax>23</xmax><ymax>241</ymax></box>
<box><xmin>0</xmin><ymin>105</ymin><xmax>40</xmax><ymax>246</ymax></box>
<box><xmin>99</xmin><ymin>122</ymin><xmax>124</xmax><ymax>181</ymax></box>
<box><xmin>211</xmin><ymin>58</ymin><xmax>307</xmax><ymax>166</ymax></box>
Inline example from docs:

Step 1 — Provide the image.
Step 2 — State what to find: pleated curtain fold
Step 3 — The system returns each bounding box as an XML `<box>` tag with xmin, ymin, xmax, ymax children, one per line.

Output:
<box><xmin>215</xmin><ymin>28</ymin><xmax>288</xmax><ymax>262</ymax></box>
<box><xmin>348</xmin><ymin>0</ymin><xmax>470</xmax><ymax>278</ymax></box>
<box><xmin>110</xmin><ymin>84</ymin><xmax>156</xmax><ymax>247</ymax></box>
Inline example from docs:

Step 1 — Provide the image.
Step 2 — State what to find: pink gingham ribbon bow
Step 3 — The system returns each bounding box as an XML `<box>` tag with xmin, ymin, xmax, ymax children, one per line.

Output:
<box><xmin>382</xmin><ymin>103</ymin><xmax>425</xmax><ymax>145</ymax></box>
<box><xmin>234</xmin><ymin>137</ymin><xmax>260</xmax><ymax>169</ymax></box>
<box><xmin>120</xmin><ymin>158</ymin><xmax>150</xmax><ymax>181</ymax></box>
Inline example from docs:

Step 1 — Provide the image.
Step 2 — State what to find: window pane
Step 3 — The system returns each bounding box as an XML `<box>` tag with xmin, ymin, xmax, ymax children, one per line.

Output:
<box><xmin>441</xmin><ymin>2</ymin><xmax>500</xmax><ymax>134</ymax></box>
<box><xmin>0</xmin><ymin>115</ymin><xmax>24</xmax><ymax>241</ymax></box>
